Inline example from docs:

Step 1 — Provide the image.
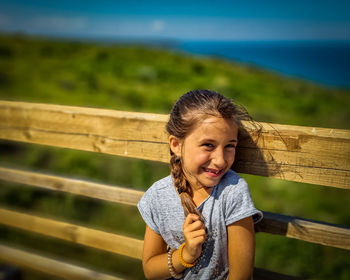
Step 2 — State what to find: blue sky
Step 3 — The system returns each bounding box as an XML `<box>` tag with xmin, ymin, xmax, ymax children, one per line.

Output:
<box><xmin>0</xmin><ymin>0</ymin><xmax>349</xmax><ymax>41</ymax></box>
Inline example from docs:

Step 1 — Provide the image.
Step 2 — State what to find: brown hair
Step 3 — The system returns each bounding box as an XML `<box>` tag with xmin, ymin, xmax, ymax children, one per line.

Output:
<box><xmin>166</xmin><ymin>89</ymin><xmax>253</xmax><ymax>220</ymax></box>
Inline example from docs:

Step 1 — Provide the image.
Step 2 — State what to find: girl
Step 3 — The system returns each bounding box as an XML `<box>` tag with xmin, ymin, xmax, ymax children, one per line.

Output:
<box><xmin>137</xmin><ymin>90</ymin><xmax>262</xmax><ymax>280</ymax></box>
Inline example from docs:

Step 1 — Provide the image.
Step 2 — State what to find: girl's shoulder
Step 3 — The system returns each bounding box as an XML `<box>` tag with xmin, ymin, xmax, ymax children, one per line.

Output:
<box><xmin>218</xmin><ymin>169</ymin><xmax>247</xmax><ymax>191</ymax></box>
<box><xmin>214</xmin><ymin>169</ymin><xmax>252</xmax><ymax>201</ymax></box>
<box><xmin>147</xmin><ymin>175</ymin><xmax>174</xmax><ymax>192</ymax></box>
<box><xmin>217</xmin><ymin>170</ymin><xmax>263</xmax><ymax>224</ymax></box>
<box><xmin>141</xmin><ymin>175</ymin><xmax>177</xmax><ymax>201</ymax></box>
<box><xmin>137</xmin><ymin>175</ymin><xmax>178</xmax><ymax>234</ymax></box>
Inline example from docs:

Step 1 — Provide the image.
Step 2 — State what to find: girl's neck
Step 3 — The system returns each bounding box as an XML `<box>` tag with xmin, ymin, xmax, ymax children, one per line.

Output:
<box><xmin>190</xmin><ymin>185</ymin><xmax>214</xmax><ymax>207</ymax></box>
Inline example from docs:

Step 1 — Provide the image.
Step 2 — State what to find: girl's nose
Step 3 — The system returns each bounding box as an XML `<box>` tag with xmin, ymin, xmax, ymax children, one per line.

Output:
<box><xmin>212</xmin><ymin>149</ymin><xmax>226</xmax><ymax>168</ymax></box>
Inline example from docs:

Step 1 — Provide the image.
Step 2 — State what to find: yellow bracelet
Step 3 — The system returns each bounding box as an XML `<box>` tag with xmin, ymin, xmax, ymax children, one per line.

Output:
<box><xmin>178</xmin><ymin>243</ymin><xmax>198</xmax><ymax>268</ymax></box>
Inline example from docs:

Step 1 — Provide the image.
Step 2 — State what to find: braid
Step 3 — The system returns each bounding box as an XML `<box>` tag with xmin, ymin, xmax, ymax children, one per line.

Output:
<box><xmin>170</xmin><ymin>153</ymin><xmax>204</xmax><ymax>220</ymax></box>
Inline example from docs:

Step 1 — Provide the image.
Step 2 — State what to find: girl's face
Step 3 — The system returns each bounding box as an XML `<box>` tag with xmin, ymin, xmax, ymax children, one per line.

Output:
<box><xmin>170</xmin><ymin>116</ymin><xmax>238</xmax><ymax>190</ymax></box>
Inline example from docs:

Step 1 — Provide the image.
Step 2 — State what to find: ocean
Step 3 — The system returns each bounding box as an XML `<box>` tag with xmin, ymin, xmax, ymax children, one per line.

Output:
<box><xmin>178</xmin><ymin>40</ymin><xmax>350</xmax><ymax>89</ymax></box>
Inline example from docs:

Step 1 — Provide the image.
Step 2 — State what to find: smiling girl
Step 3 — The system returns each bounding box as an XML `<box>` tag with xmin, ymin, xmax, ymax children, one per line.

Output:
<box><xmin>137</xmin><ymin>90</ymin><xmax>263</xmax><ymax>279</ymax></box>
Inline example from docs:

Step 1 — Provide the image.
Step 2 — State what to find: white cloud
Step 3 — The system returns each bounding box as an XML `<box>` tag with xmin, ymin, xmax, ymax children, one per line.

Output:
<box><xmin>151</xmin><ymin>20</ymin><xmax>165</xmax><ymax>32</ymax></box>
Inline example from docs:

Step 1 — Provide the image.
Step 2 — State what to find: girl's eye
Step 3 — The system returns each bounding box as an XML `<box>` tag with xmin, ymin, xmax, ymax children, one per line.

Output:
<box><xmin>226</xmin><ymin>144</ymin><xmax>236</xmax><ymax>149</ymax></box>
<box><xmin>202</xmin><ymin>143</ymin><xmax>214</xmax><ymax>148</ymax></box>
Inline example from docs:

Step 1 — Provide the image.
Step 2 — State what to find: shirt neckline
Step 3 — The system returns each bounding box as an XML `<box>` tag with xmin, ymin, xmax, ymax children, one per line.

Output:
<box><xmin>169</xmin><ymin>175</ymin><xmax>218</xmax><ymax>210</ymax></box>
<box><xmin>197</xmin><ymin>184</ymin><xmax>218</xmax><ymax>209</ymax></box>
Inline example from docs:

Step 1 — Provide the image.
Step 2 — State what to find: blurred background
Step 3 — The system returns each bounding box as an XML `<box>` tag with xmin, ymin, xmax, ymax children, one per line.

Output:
<box><xmin>0</xmin><ymin>0</ymin><xmax>349</xmax><ymax>279</ymax></box>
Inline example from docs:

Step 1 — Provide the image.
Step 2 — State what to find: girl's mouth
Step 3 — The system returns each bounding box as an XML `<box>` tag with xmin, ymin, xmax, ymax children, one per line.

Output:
<box><xmin>203</xmin><ymin>168</ymin><xmax>223</xmax><ymax>177</ymax></box>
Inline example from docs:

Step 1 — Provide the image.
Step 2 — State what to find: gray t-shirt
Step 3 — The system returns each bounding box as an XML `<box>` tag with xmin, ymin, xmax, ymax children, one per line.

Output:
<box><xmin>137</xmin><ymin>169</ymin><xmax>263</xmax><ymax>279</ymax></box>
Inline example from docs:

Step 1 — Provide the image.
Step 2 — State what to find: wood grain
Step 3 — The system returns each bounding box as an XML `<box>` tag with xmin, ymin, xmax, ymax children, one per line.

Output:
<box><xmin>255</xmin><ymin>212</ymin><xmax>350</xmax><ymax>250</ymax></box>
<box><xmin>0</xmin><ymin>101</ymin><xmax>349</xmax><ymax>188</ymax></box>
<box><xmin>0</xmin><ymin>167</ymin><xmax>143</xmax><ymax>206</ymax></box>
<box><xmin>0</xmin><ymin>171</ymin><xmax>349</xmax><ymax>250</ymax></box>
<box><xmin>0</xmin><ymin>242</ymin><xmax>300</xmax><ymax>280</ymax></box>
<box><xmin>0</xmin><ymin>243</ymin><xmax>124</xmax><ymax>280</ymax></box>
<box><xmin>0</xmin><ymin>208</ymin><xmax>143</xmax><ymax>260</ymax></box>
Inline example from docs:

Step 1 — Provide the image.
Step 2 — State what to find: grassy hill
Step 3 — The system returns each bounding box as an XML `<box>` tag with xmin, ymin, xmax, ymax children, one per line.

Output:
<box><xmin>0</xmin><ymin>33</ymin><xmax>349</xmax><ymax>279</ymax></box>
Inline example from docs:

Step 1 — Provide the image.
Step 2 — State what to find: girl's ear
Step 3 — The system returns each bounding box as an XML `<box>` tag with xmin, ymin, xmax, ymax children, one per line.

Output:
<box><xmin>169</xmin><ymin>135</ymin><xmax>182</xmax><ymax>157</ymax></box>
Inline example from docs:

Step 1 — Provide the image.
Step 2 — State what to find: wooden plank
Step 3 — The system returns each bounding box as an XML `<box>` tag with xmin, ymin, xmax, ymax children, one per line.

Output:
<box><xmin>0</xmin><ymin>244</ymin><xmax>303</xmax><ymax>280</ymax></box>
<box><xmin>0</xmin><ymin>100</ymin><xmax>349</xmax><ymax>188</ymax></box>
<box><xmin>0</xmin><ymin>168</ymin><xmax>349</xmax><ymax>251</ymax></box>
<box><xmin>234</xmin><ymin>122</ymin><xmax>350</xmax><ymax>189</ymax></box>
<box><xmin>0</xmin><ymin>100</ymin><xmax>170</xmax><ymax>162</ymax></box>
<box><xmin>0</xmin><ymin>167</ymin><xmax>143</xmax><ymax>206</ymax></box>
<box><xmin>0</xmin><ymin>208</ymin><xmax>143</xmax><ymax>260</ymax></box>
<box><xmin>0</xmin><ymin>243</ymin><xmax>124</xmax><ymax>280</ymax></box>
<box><xmin>255</xmin><ymin>212</ymin><xmax>350</xmax><ymax>250</ymax></box>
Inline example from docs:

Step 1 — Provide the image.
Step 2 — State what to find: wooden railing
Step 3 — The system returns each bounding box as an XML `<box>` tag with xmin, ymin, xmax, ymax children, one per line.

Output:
<box><xmin>0</xmin><ymin>100</ymin><xmax>349</xmax><ymax>279</ymax></box>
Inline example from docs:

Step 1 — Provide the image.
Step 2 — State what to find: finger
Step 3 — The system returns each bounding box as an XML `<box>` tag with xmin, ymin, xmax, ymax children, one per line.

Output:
<box><xmin>189</xmin><ymin>235</ymin><xmax>206</xmax><ymax>246</ymax></box>
<box><xmin>185</xmin><ymin>229</ymin><xmax>206</xmax><ymax>246</ymax></box>
<box><xmin>185</xmin><ymin>220</ymin><xmax>205</xmax><ymax>232</ymax></box>
<box><xmin>183</xmin><ymin>214</ymin><xmax>200</xmax><ymax>227</ymax></box>
<box><xmin>187</xmin><ymin>229</ymin><xmax>206</xmax><ymax>239</ymax></box>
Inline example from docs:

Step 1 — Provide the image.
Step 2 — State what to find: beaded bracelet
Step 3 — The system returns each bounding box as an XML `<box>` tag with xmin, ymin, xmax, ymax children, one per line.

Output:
<box><xmin>167</xmin><ymin>247</ymin><xmax>182</xmax><ymax>279</ymax></box>
<box><xmin>178</xmin><ymin>243</ymin><xmax>198</xmax><ymax>268</ymax></box>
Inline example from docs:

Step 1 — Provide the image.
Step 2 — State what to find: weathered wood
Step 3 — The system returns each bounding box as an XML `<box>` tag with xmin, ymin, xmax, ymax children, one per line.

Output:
<box><xmin>1</xmin><ymin>166</ymin><xmax>350</xmax><ymax>250</ymax></box>
<box><xmin>0</xmin><ymin>243</ymin><xmax>301</xmax><ymax>280</ymax></box>
<box><xmin>0</xmin><ymin>208</ymin><xmax>143</xmax><ymax>260</ymax></box>
<box><xmin>234</xmin><ymin>122</ymin><xmax>350</xmax><ymax>190</ymax></box>
<box><xmin>0</xmin><ymin>100</ymin><xmax>170</xmax><ymax>162</ymax></box>
<box><xmin>0</xmin><ymin>167</ymin><xmax>144</xmax><ymax>206</ymax></box>
<box><xmin>255</xmin><ymin>212</ymin><xmax>350</xmax><ymax>250</ymax></box>
<box><xmin>0</xmin><ymin>101</ymin><xmax>349</xmax><ymax>188</ymax></box>
<box><xmin>0</xmin><ymin>243</ymin><xmax>124</xmax><ymax>280</ymax></box>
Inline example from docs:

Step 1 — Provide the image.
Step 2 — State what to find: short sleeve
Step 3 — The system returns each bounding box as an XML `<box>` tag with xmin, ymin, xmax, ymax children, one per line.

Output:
<box><xmin>224</xmin><ymin>178</ymin><xmax>263</xmax><ymax>226</ymax></box>
<box><xmin>137</xmin><ymin>187</ymin><xmax>160</xmax><ymax>234</ymax></box>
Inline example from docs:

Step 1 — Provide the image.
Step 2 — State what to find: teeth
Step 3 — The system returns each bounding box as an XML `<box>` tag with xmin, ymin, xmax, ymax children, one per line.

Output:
<box><xmin>205</xmin><ymin>169</ymin><xmax>220</xmax><ymax>174</ymax></box>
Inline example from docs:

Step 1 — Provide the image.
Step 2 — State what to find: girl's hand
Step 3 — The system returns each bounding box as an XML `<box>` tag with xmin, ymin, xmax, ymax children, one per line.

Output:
<box><xmin>182</xmin><ymin>214</ymin><xmax>206</xmax><ymax>264</ymax></box>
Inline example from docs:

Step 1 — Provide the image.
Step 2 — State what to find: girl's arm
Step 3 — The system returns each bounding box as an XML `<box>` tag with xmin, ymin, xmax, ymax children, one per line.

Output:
<box><xmin>227</xmin><ymin>216</ymin><xmax>255</xmax><ymax>280</ymax></box>
<box><xmin>142</xmin><ymin>225</ymin><xmax>172</xmax><ymax>280</ymax></box>
<box><xmin>142</xmin><ymin>214</ymin><xmax>206</xmax><ymax>280</ymax></box>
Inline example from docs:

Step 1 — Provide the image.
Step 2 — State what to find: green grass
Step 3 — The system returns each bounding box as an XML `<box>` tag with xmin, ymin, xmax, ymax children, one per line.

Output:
<box><xmin>0</xmin><ymin>33</ymin><xmax>349</xmax><ymax>279</ymax></box>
